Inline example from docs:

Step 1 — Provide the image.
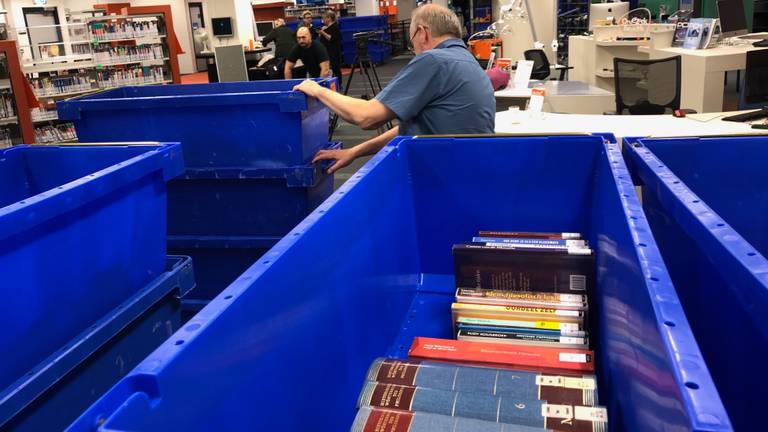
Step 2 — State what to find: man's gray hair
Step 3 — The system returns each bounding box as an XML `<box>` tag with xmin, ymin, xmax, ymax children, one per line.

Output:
<box><xmin>323</xmin><ymin>10</ymin><xmax>336</xmax><ymax>21</ymax></box>
<box><xmin>412</xmin><ymin>4</ymin><xmax>462</xmax><ymax>39</ymax></box>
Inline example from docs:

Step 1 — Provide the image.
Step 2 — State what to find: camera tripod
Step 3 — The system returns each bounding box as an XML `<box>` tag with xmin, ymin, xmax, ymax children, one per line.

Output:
<box><xmin>329</xmin><ymin>34</ymin><xmax>393</xmax><ymax>140</ymax></box>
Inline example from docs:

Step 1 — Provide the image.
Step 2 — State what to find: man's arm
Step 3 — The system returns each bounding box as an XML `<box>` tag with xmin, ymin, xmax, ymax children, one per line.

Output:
<box><xmin>262</xmin><ymin>31</ymin><xmax>275</xmax><ymax>46</ymax></box>
<box><xmin>284</xmin><ymin>60</ymin><xmax>295</xmax><ymax>79</ymax></box>
<box><xmin>320</xmin><ymin>60</ymin><xmax>330</xmax><ymax>78</ymax></box>
<box><xmin>293</xmin><ymin>80</ymin><xmax>395</xmax><ymax>130</ymax></box>
<box><xmin>312</xmin><ymin>126</ymin><xmax>399</xmax><ymax>173</ymax></box>
<box><xmin>319</xmin><ymin>27</ymin><xmax>331</xmax><ymax>41</ymax></box>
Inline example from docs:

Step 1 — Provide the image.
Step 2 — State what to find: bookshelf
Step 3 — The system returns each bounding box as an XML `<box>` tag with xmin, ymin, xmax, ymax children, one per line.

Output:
<box><xmin>14</xmin><ymin>9</ymin><xmax>182</xmax><ymax>144</ymax></box>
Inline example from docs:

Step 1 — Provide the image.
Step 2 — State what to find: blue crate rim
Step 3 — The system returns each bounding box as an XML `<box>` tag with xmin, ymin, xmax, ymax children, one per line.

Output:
<box><xmin>0</xmin><ymin>256</ymin><xmax>195</xmax><ymax>427</ymax></box>
<box><xmin>0</xmin><ymin>143</ymin><xmax>184</xmax><ymax>242</ymax></box>
<box><xmin>625</xmin><ymin>136</ymin><xmax>768</xmax><ymax>317</ymax></box>
<box><xmin>86</xmin><ymin>134</ymin><xmax>729</xmax><ymax>432</ymax></box>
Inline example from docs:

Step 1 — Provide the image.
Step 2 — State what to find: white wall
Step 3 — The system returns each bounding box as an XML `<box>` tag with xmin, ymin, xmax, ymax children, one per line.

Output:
<box><xmin>8</xmin><ymin>0</ymin><xmax>201</xmax><ymax>74</ymax></box>
<box><xmin>494</xmin><ymin>0</ymin><xmax>557</xmax><ymax>64</ymax></box>
<box><xmin>355</xmin><ymin>0</ymin><xmax>378</xmax><ymax>17</ymax></box>
<box><xmin>204</xmin><ymin>0</ymin><xmax>254</xmax><ymax>48</ymax></box>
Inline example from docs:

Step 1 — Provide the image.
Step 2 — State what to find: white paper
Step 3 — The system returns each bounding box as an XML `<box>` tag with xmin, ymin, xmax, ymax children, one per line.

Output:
<box><xmin>513</xmin><ymin>60</ymin><xmax>533</xmax><ymax>89</ymax></box>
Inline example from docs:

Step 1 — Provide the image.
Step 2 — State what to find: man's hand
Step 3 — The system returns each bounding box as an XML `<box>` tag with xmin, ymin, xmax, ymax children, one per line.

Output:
<box><xmin>293</xmin><ymin>79</ymin><xmax>323</xmax><ymax>98</ymax></box>
<box><xmin>312</xmin><ymin>147</ymin><xmax>357</xmax><ymax>174</ymax></box>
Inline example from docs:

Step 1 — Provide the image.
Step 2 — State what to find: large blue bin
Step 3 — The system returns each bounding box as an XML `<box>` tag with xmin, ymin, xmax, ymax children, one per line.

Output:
<box><xmin>0</xmin><ymin>143</ymin><xmax>183</xmax><ymax>409</ymax></box>
<box><xmin>623</xmin><ymin>136</ymin><xmax>768</xmax><ymax>432</ymax></box>
<box><xmin>1</xmin><ymin>256</ymin><xmax>195</xmax><ymax>431</ymax></box>
<box><xmin>56</xmin><ymin>80</ymin><xmax>336</xmax><ymax>169</ymax></box>
<box><xmin>68</xmin><ymin>135</ymin><xmax>730</xmax><ymax>431</ymax></box>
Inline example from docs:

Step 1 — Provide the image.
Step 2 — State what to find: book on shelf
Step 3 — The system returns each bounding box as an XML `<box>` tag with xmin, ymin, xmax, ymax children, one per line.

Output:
<box><xmin>457</xmin><ymin>324</ymin><xmax>586</xmax><ymax>338</ymax></box>
<box><xmin>409</xmin><ymin>337</ymin><xmax>595</xmax><ymax>373</ymax></box>
<box><xmin>366</xmin><ymin>358</ymin><xmax>597</xmax><ymax>405</ymax></box>
<box><xmin>453</xmin><ymin>244</ymin><xmax>595</xmax><ymax>293</ymax></box>
<box><xmin>477</xmin><ymin>231</ymin><xmax>581</xmax><ymax>240</ymax></box>
<box><xmin>357</xmin><ymin>381</ymin><xmax>607</xmax><ymax>431</ymax></box>
<box><xmin>351</xmin><ymin>406</ymin><xmax>550</xmax><ymax>432</ymax></box>
<box><xmin>457</xmin><ymin>329</ymin><xmax>589</xmax><ymax>350</ymax></box>
<box><xmin>472</xmin><ymin>237</ymin><xmax>587</xmax><ymax>249</ymax></box>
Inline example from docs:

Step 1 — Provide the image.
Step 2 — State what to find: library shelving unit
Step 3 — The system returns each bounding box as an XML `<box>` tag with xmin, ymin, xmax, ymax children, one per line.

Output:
<box><xmin>0</xmin><ymin>40</ymin><xmax>38</xmax><ymax>145</ymax></box>
<box><xmin>14</xmin><ymin>9</ymin><xmax>182</xmax><ymax>144</ymax></box>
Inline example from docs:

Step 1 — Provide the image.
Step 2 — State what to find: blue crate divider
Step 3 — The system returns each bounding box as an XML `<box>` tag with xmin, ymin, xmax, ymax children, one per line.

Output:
<box><xmin>0</xmin><ymin>143</ymin><xmax>183</xmax><ymax>416</ymax></box>
<box><xmin>57</xmin><ymin>79</ymin><xmax>336</xmax><ymax>170</ymax></box>
<box><xmin>623</xmin><ymin>136</ymin><xmax>768</xmax><ymax>432</ymax></box>
<box><xmin>1</xmin><ymin>256</ymin><xmax>195</xmax><ymax>431</ymax></box>
<box><xmin>67</xmin><ymin>135</ymin><xmax>731</xmax><ymax>432</ymax></box>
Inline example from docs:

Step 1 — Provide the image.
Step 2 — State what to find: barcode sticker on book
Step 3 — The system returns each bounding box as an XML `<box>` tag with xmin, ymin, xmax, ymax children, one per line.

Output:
<box><xmin>563</xmin><ymin>377</ymin><xmax>596</xmax><ymax>390</ymax></box>
<box><xmin>569</xmin><ymin>275</ymin><xmax>587</xmax><ymax>291</ymax></box>
<box><xmin>559</xmin><ymin>353</ymin><xmax>588</xmax><ymax>363</ymax></box>
<box><xmin>542</xmin><ymin>404</ymin><xmax>573</xmax><ymax>419</ymax></box>
<box><xmin>575</xmin><ymin>406</ymin><xmax>608</xmax><ymax>422</ymax></box>
<box><xmin>536</xmin><ymin>375</ymin><xmax>564</xmax><ymax>387</ymax></box>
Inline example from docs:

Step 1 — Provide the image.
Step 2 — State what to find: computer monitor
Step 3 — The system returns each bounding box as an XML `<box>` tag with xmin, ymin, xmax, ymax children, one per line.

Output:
<box><xmin>589</xmin><ymin>2</ymin><xmax>630</xmax><ymax>31</ymax></box>
<box><xmin>255</xmin><ymin>21</ymin><xmax>274</xmax><ymax>38</ymax></box>
<box><xmin>717</xmin><ymin>0</ymin><xmax>748</xmax><ymax>38</ymax></box>
<box><xmin>211</xmin><ymin>17</ymin><xmax>234</xmax><ymax>37</ymax></box>
<box><xmin>679</xmin><ymin>0</ymin><xmax>702</xmax><ymax>17</ymax></box>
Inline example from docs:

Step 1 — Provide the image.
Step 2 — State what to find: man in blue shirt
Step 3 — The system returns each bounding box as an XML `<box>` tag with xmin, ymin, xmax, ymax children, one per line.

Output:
<box><xmin>293</xmin><ymin>4</ymin><xmax>495</xmax><ymax>173</ymax></box>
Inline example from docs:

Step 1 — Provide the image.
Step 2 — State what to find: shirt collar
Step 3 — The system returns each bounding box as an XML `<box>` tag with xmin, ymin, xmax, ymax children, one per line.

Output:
<box><xmin>435</xmin><ymin>38</ymin><xmax>467</xmax><ymax>50</ymax></box>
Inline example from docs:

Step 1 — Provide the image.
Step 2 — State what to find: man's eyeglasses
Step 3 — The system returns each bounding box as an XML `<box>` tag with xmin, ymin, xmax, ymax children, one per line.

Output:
<box><xmin>407</xmin><ymin>26</ymin><xmax>423</xmax><ymax>52</ymax></box>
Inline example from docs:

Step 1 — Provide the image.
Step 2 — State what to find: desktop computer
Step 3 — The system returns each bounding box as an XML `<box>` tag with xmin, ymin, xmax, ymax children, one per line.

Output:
<box><xmin>716</xmin><ymin>0</ymin><xmax>748</xmax><ymax>38</ymax></box>
<box><xmin>588</xmin><ymin>2</ymin><xmax>630</xmax><ymax>31</ymax></box>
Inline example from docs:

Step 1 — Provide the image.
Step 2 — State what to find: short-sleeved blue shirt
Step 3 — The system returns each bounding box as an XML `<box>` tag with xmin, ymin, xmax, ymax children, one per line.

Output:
<box><xmin>376</xmin><ymin>38</ymin><xmax>496</xmax><ymax>135</ymax></box>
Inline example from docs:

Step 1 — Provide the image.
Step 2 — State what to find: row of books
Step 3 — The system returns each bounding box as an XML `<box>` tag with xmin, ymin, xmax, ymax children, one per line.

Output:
<box><xmin>92</xmin><ymin>45</ymin><xmax>165</xmax><ymax>65</ymax></box>
<box><xmin>31</xmin><ymin>108</ymin><xmax>59</xmax><ymax>122</ymax></box>
<box><xmin>452</xmin><ymin>231</ymin><xmax>594</xmax><ymax>351</ymax></box>
<box><xmin>352</xmin><ymin>354</ymin><xmax>606</xmax><ymax>431</ymax></box>
<box><xmin>31</xmin><ymin>75</ymin><xmax>91</xmax><ymax>97</ymax></box>
<box><xmin>34</xmin><ymin>123</ymin><xmax>77</xmax><ymax>144</ymax></box>
<box><xmin>90</xmin><ymin>20</ymin><xmax>161</xmax><ymax>41</ymax></box>
<box><xmin>0</xmin><ymin>128</ymin><xmax>13</xmax><ymax>148</ymax></box>
<box><xmin>0</xmin><ymin>92</ymin><xmax>15</xmax><ymax>119</ymax></box>
<box><xmin>95</xmin><ymin>66</ymin><xmax>166</xmax><ymax>88</ymax></box>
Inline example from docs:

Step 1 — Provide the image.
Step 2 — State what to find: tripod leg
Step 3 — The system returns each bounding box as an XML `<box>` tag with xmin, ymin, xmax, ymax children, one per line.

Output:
<box><xmin>330</xmin><ymin>56</ymin><xmax>360</xmax><ymax>140</ymax></box>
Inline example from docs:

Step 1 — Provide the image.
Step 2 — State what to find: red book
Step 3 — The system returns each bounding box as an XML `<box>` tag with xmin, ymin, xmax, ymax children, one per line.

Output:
<box><xmin>408</xmin><ymin>337</ymin><xmax>594</xmax><ymax>373</ymax></box>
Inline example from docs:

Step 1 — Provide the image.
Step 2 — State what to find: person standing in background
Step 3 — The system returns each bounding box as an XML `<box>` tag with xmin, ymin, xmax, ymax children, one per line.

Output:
<box><xmin>285</xmin><ymin>27</ymin><xmax>330</xmax><ymax>79</ymax></box>
<box><xmin>318</xmin><ymin>10</ymin><xmax>343</xmax><ymax>81</ymax></box>
<box><xmin>261</xmin><ymin>19</ymin><xmax>296</xmax><ymax>59</ymax></box>
<box><xmin>300</xmin><ymin>11</ymin><xmax>319</xmax><ymax>40</ymax></box>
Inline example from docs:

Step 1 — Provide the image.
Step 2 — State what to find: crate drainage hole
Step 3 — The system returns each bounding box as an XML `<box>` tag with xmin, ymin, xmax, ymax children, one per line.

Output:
<box><xmin>664</xmin><ymin>321</ymin><xmax>675</xmax><ymax>327</ymax></box>
<box><xmin>649</xmin><ymin>277</ymin><xmax>659</xmax><ymax>282</ymax></box>
<box><xmin>673</xmin><ymin>181</ymin><xmax>680</xmax><ymax>184</ymax></box>
<box><xmin>224</xmin><ymin>295</ymin><xmax>233</xmax><ymax>300</ymax></box>
<box><xmin>748</xmin><ymin>252</ymin><xmax>757</xmax><ymax>256</ymax></box>
<box><xmin>717</xmin><ymin>223</ymin><xmax>725</xmax><ymax>227</ymax></box>
<box><xmin>685</xmin><ymin>382</ymin><xmax>699</xmax><ymax>390</ymax></box>
<box><xmin>175</xmin><ymin>340</ymin><xmax>185</xmax><ymax>346</ymax></box>
<box><xmin>638</xmin><ymin>243</ymin><xmax>647</xmax><ymax>247</ymax></box>
<box><xmin>692</xmin><ymin>200</ymin><xmax>700</xmax><ymax>203</ymax></box>
<box><xmin>263</xmin><ymin>260</ymin><xmax>270</xmax><ymax>264</ymax></box>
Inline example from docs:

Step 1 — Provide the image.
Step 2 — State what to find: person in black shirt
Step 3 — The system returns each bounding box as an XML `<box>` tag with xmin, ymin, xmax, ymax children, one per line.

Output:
<box><xmin>300</xmin><ymin>11</ymin><xmax>319</xmax><ymax>40</ymax></box>
<box><xmin>261</xmin><ymin>19</ymin><xmax>295</xmax><ymax>59</ymax></box>
<box><xmin>285</xmin><ymin>27</ymin><xmax>330</xmax><ymax>79</ymax></box>
<box><xmin>318</xmin><ymin>10</ymin><xmax>343</xmax><ymax>80</ymax></box>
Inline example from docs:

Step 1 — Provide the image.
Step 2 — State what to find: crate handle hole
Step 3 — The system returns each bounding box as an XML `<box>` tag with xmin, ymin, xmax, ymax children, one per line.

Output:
<box><xmin>649</xmin><ymin>277</ymin><xmax>659</xmax><ymax>282</ymax></box>
<box><xmin>664</xmin><ymin>321</ymin><xmax>675</xmax><ymax>327</ymax></box>
<box><xmin>175</xmin><ymin>340</ymin><xmax>185</xmax><ymax>346</ymax></box>
<box><xmin>224</xmin><ymin>295</ymin><xmax>233</xmax><ymax>300</ymax></box>
<box><xmin>638</xmin><ymin>243</ymin><xmax>647</xmax><ymax>247</ymax></box>
<box><xmin>692</xmin><ymin>200</ymin><xmax>700</xmax><ymax>203</ymax></box>
<box><xmin>716</xmin><ymin>223</ymin><xmax>725</xmax><ymax>227</ymax></box>
<box><xmin>685</xmin><ymin>382</ymin><xmax>699</xmax><ymax>390</ymax></box>
<box><xmin>748</xmin><ymin>252</ymin><xmax>757</xmax><ymax>256</ymax></box>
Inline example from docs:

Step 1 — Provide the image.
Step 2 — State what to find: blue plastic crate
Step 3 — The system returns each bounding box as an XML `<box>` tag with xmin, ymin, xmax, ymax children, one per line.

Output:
<box><xmin>67</xmin><ymin>135</ymin><xmax>730</xmax><ymax>431</ymax></box>
<box><xmin>1</xmin><ymin>256</ymin><xmax>195</xmax><ymax>431</ymax></box>
<box><xmin>339</xmin><ymin>15</ymin><xmax>388</xmax><ymax>31</ymax></box>
<box><xmin>624</xmin><ymin>136</ymin><xmax>768</xmax><ymax>432</ymax></box>
<box><xmin>0</xmin><ymin>143</ymin><xmax>183</xmax><ymax>411</ymax></box>
<box><xmin>57</xmin><ymin>79</ymin><xmax>337</xmax><ymax>169</ymax></box>
<box><xmin>167</xmin><ymin>142</ymin><xmax>338</xmax><ymax>239</ymax></box>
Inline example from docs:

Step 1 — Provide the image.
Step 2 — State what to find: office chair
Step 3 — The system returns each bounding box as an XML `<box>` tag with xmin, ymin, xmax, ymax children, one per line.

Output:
<box><xmin>613</xmin><ymin>56</ymin><xmax>681</xmax><ymax>115</ymax></box>
<box><xmin>738</xmin><ymin>49</ymin><xmax>768</xmax><ymax>110</ymax></box>
<box><xmin>524</xmin><ymin>49</ymin><xmax>572</xmax><ymax>80</ymax></box>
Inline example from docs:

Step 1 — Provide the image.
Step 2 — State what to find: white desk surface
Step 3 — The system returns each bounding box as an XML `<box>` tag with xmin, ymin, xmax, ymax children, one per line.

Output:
<box><xmin>494</xmin><ymin>110</ymin><xmax>767</xmax><ymax>139</ymax></box>
<box><xmin>494</xmin><ymin>81</ymin><xmax>613</xmax><ymax>98</ymax></box>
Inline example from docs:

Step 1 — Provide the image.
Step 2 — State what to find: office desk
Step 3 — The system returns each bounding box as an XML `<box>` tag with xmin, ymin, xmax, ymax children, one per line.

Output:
<box><xmin>645</xmin><ymin>39</ymin><xmax>767</xmax><ymax>113</ymax></box>
<box><xmin>495</xmin><ymin>81</ymin><xmax>615</xmax><ymax>114</ymax></box>
<box><xmin>494</xmin><ymin>110</ymin><xmax>764</xmax><ymax>139</ymax></box>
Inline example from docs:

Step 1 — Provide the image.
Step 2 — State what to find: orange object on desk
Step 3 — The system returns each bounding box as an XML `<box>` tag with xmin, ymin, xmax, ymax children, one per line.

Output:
<box><xmin>468</xmin><ymin>38</ymin><xmax>501</xmax><ymax>61</ymax></box>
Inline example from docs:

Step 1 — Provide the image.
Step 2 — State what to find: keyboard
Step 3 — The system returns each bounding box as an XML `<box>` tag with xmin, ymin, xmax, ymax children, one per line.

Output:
<box><xmin>722</xmin><ymin>108</ymin><xmax>768</xmax><ymax>122</ymax></box>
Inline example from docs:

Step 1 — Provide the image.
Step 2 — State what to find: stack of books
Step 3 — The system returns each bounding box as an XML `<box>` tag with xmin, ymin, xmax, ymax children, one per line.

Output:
<box><xmin>451</xmin><ymin>231</ymin><xmax>594</xmax><ymax>350</ymax></box>
<box><xmin>351</xmin><ymin>356</ymin><xmax>607</xmax><ymax>431</ymax></box>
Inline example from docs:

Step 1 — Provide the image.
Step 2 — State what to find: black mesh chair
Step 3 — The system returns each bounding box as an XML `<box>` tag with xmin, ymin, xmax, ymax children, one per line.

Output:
<box><xmin>613</xmin><ymin>56</ymin><xmax>681</xmax><ymax>115</ymax></box>
<box><xmin>524</xmin><ymin>49</ymin><xmax>572</xmax><ymax>80</ymax></box>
